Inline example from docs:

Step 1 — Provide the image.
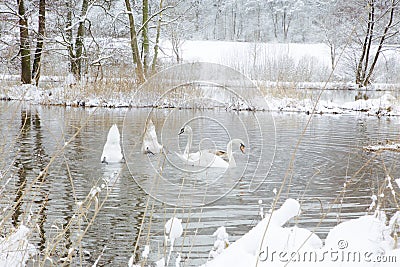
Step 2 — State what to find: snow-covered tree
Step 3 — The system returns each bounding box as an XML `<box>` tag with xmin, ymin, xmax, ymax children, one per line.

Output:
<box><xmin>354</xmin><ymin>0</ymin><xmax>400</xmax><ymax>87</ymax></box>
<box><xmin>267</xmin><ymin>0</ymin><xmax>305</xmax><ymax>41</ymax></box>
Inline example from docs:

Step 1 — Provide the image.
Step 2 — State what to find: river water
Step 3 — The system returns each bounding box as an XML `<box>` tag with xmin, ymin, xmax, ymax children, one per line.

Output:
<box><xmin>0</xmin><ymin>101</ymin><xmax>399</xmax><ymax>266</ymax></box>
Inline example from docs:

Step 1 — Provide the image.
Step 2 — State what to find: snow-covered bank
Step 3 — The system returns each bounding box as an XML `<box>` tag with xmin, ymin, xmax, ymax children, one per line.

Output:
<box><xmin>1</xmin><ymin>83</ymin><xmax>400</xmax><ymax>116</ymax></box>
<box><xmin>2</xmin><ymin>39</ymin><xmax>400</xmax><ymax>114</ymax></box>
<box><xmin>268</xmin><ymin>92</ymin><xmax>400</xmax><ymax>116</ymax></box>
<box><xmin>0</xmin><ymin>225</ymin><xmax>37</xmax><ymax>266</ymax></box>
<box><xmin>0</xmin><ymin>84</ymin><xmax>134</xmax><ymax>108</ymax></box>
<box><xmin>203</xmin><ymin>199</ymin><xmax>400</xmax><ymax>267</ymax></box>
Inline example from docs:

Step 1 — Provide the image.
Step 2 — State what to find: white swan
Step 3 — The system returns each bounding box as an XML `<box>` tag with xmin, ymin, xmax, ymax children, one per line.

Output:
<box><xmin>203</xmin><ymin>138</ymin><xmax>245</xmax><ymax>168</ymax></box>
<box><xmin>177</xmin><ymin>125</ymin><xmax>227</xmax><ymax>159</ymax></box>
<box><xmin>176</xmin><ymin>126</ymin><xmax>245</xmax><ymax>168</ymax></box>
<box><xmin>141</xmin><ymin>119</ymin><xmax>163</xmax><ymax>154</ymax></box>
<box><xmin>101</xmin><ymin>124</ymin><xmax>124</xmax><ymax>164</ymax></box>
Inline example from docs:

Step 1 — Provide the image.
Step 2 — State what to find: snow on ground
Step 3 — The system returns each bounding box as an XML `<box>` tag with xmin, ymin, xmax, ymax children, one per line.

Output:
<box><xmin>267</xmin><ymin>92</ymin><xmax>400</xmax><ymax>116</ymax></box>
<box><xmin>1</xmin><ymin>40</ymin><xmax>400</xmax><ymax>115</ymax></box>
<box><xmin>203</xmin><ymin>199</ymin><xmax>400</xmax><ymax>267</ymax></box>
<box><xmin>174</xmin><ymin>41</ymin><xmax>331</xmax><ymax>69</ymax></box>
<box><xmin>364</xmin><ymin>141</ymin><xmax>400</xmax><ymax>152</ymax></box>
<box><xmin>0</xmin><ymin>224</ymin><xmax>37</xmax><ymax>266</ymax></box>
<box><xmin>1</xmin><ymin>83</ymin><xmax>400</xmax><ymax>116</ymax></box>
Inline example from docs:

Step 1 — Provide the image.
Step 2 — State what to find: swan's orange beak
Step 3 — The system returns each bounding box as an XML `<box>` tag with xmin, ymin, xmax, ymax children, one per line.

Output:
<box><xmin>240</xmin><ymin>143</ymin><xmax>245</xmax><ymax>154</ymax></box>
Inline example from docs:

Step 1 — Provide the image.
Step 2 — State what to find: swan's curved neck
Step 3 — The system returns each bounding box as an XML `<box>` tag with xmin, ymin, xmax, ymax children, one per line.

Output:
<box><xmin>226</xmin><ymin>139</ymin><xmax>245</xmax><ymax>167</ymax></box>
<box><xmin>183</xmin><ymin>127</ymin><xmax>193</xmax><ymax>155</ymax></box>
<box><xmin>226</xmin><ymin>139</ymin><xmax>239</xmax><ymax>166</ymax></box>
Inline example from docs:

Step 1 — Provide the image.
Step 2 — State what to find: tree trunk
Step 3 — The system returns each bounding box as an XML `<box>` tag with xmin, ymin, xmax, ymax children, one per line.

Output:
<box><xmin>32</xmin><ymin>0</ymin><xmax>46</xmax><ymax>86</ymax></box>
<box><xmin>364</xmin><ymin>0</ymin><xmax>396</xmax><ymax>86</ymax></box>
<box><xmin>66</xmin><ymin>0</ymin><xmax>74</xmax><ymax>74</ymax></box>
<box><xmin>268</xmin><ymin>2</ymin><xmax>278</xmax><ymax>40</ymax></box>
<box><xmin>256</xmin><ymin>3</ymin><xmax>261</xmax><ymax>41</ymax></box>
<box><xmin>273</xmin><ymin>13</ymin><xmax>278</xmax><ymax>39</ymax></box>
<box><xmin>151</xmin><ymin>0</ymin><xmax>164</xmax><ymax>74</ymax></box>
<box><xmin>232</xmin><ymin>4</ymin><xmax>236</xmax><ymax>40</ymax></box>
<box><xmin>282</xmin><ymin>9</ymin><xmax>291</xmax><ymax>41</ymax></box>
<box><xmin>329</xmin><ymin>42</ymin><xmax>335</xmax><ymax>71</ymax></box>
<box><xmin>362</xmin><ymin>0</ymin><xmax>375</xmax><ymax>82</ymax></box>
<box><xmin>72</xmin><ymin>0</ymin><xmax>89</xmax><ymax>80</ymax></box>
<box><xmin>356</xmin><ymin>0</ymin><xmax>374</xmax><ymax>85</ymax></box>
<box><xmin>124</xmin><ymin>0</ymin><xmax>146</xmax><ymax>84</ymax></box>
<box><xmin>17</xmin><ymin>0</ymin><xmax>31</xmax><ymax>84</ymax></box>
<box><xmin>142</xmin><ymin>0</ymin><xmax>149</xmax><ymax>76</ymax></box>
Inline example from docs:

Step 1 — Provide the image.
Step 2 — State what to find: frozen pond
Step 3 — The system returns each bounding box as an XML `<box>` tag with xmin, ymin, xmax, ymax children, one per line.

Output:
<box><xmin>0</xmin><ymin>101</ymin><xmax>399</xmax><ymax>266</ymax></box>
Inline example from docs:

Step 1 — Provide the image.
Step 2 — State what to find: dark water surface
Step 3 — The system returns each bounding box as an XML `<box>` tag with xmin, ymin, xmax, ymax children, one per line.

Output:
<box><xmin>0</xmin><ymin>101</ymin><xmax>399</xmax><ymax>266</ymax></box>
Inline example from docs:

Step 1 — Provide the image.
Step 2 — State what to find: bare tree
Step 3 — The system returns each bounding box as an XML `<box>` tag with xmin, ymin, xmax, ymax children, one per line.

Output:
<box><xmin>17</xmin><ymin>0</ymin><xmax>31</xmax><ymax>84</ymax></box>
<box><xmin>356</xmin><ymin>0</ymin><xmax>399</xmax><ymax>87</ymax></box>
<box><xmin>151</xmin><ymin>0</ymin><xmax>164</xmax><ymax>74</ymax></box>
<box><xmin>267</xmin><ymin>0</ymin><xmax>304</xmax><ymax>41</ymax></box>
<box><xmin>124</xmin><ymin>0</ymin><xmax>145</xmax><ymax>83</ymax></box>
<box><xmin>31</xmin><ymin>0</ymin><xmax>46</xmax><ymax>86</ymax></box>
<box><xmin>69</xmin><ymin>0</ymin><xmax>89</xmax><ymax>80</ymax></box>
<box><xmin>142</xmin><ymin>0</ymin><xmax>149</xmax><ymax>75</ymax></box>
<box><xmin>316</xmin><ymin>0</ymin><xmax>348</xmax><ymax>71</ymax></box>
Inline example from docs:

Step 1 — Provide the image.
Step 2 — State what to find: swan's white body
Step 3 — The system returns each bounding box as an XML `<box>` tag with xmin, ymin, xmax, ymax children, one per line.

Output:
<box><xmin>141</xmin><ymin>119</ymin><xmax>163</xmax><ymax>154</ymax></box>
<box><xmin>176</xmin><ymin>126</ymin><xmax>244</xmax><ymax>168</ymax></box>
<box><xmin>101</xmin><ymin>124</ymin><xmax>124</xmax><ymax>163</ymax></box>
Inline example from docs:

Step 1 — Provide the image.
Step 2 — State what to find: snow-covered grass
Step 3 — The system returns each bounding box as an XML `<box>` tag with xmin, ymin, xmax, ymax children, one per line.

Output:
<box><xmin>203</xmin><ymin>199</ymin><xmax>400</xmax><ymax>267</ymax></box>
<box><xmin>1</xmin><ymin>39</ymin><xmax>400</xmax><ymax>115</ymax></box>
<box><xmin>1</xmin><ymin>81</ymin><xmax>399</xmax><ymax>117</ymax></box>
<box><xmin>0</xmin><ymin>225</ymin><xmax>37</xmax><ymax>266</ymax></box>
<box><xmin>364</xmin><ymin>141</ymin><xmax>400</xmax><ymax>153</ymax></box>
<box><xmin>266</xmin><ymin>92</ymin><xmax>400</xmax><ymax>116</ymax></box>
<box><xmin>1</xmin><ymin>38</ymin><xmax>399</xmax><ymax>116</ymax></box>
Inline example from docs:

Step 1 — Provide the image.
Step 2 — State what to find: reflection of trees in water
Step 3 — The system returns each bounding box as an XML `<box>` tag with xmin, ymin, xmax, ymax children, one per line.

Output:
<box><xmin>12</xmin><ymin>108</ymin><xmax>49</xmax><ymax>252</ymax></box>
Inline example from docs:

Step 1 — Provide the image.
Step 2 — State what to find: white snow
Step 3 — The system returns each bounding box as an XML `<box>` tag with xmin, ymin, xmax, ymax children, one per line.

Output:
<box><xmin>202</xmin><ymin>198</ymin><xmax>322</xmax><ymax>266</ymax></box>
<box><xmin>267</xmin><ymin>92</ymin><xmax>400</xmax><ymax>115</ymax></box>
<box><xmin>169</xmin><ymin>41</ymin><xmax>332</xmax><ymax>71</ymax></box>
<box><xmin>155</xmin><ymin>257</ymin><xmax>165</xmax><ymax>267</ymax></box>
<box><xmin>396</xmin><ymin>178</ymin><xmax>400</xmax><ymax>188</ymax></box>
<box><xmin>2</xmin><ymin>82</ymin><xmax>398</xmax><ymax>117</ymax></box>
<box><xmin>203</xmin><ymin>199</ymin><xmax>400</xmax><ymax>267</ymax></box>
<box><xmin>389</xmin><ymin>211</ymin><xmax>400</xmax><ymax>234</ymax></box>
<box><xmin>175</xmin><ymin>253</ymin><xmax>181</xmax><ymax>267</ymax></box>
<box><xmin>1</xmin><ymin>41</ymin><xmax>399</xmax><ymax>117</ymax></box>
<box><xmin>364</xmin><ymin>141</ymin><xmax>400</xmax><ymax>152</ymax></box>
<box><xmin>209</xmin><ymin>226</ymin><xmax>230</xmax><ymax>259</ymax></box>
<box><xmin>100</xmin><ymin>124</ymin><xmax>124</xmax><ymax>163</ymax></box>
<box><xmin>324</xmin><ymin>211</ymin><xmax>392</xmax><ymax>254</ymax></box>
<box><xmin>0</xmin><ymin>225</ymin><xmax>37</xmax><ymax>267</ymax></box>
<box><xmin>141</xmin><ymin>245</ymin><xmax>150</xmax><ymax>259</ymax></box>
<box><xmin>127</xmin><ymin>255</ymin><xmax>138</xmax><ymax>267</ymax></box>
<box><xmin>65</xmin><ymin>73</ymin><xmax>76</xmax><ymax>86</ymax></box>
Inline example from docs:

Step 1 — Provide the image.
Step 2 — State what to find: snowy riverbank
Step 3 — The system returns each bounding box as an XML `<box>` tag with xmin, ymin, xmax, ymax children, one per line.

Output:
<box><xmin>1</xmin><ymin>40</ymin><xmax>400</xmax><ymax>114</ymax></box>
<box><xmin>1</xmin><ymin>83</ymin><xmax>400</xmax><ymax>117</ymax></box>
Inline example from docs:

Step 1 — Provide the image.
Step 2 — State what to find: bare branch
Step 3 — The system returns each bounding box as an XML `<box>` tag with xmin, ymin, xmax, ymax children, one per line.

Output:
<box><xmin>136</xmin><ymin>5</ymin><xmax>175</xmax><ymax>35</ymax></box>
